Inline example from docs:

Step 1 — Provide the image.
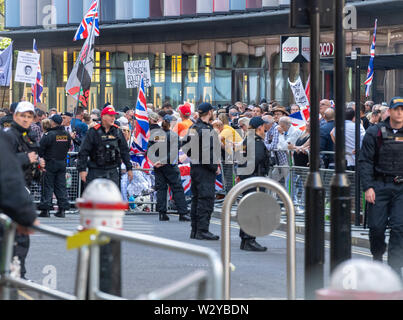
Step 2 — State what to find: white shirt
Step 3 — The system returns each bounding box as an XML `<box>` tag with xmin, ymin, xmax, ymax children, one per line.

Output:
<box><xmin>331</xmin><ymin>120</ymin><xmax>366</xmax><ymax>167</ymax></box>
<box><xmin>277</xmin><ymin>125</ymin><xmax>303</xmax><ymax>151</ymax></box>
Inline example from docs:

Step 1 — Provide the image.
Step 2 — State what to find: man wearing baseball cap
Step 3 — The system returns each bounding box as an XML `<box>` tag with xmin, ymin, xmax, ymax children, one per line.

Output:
<box><xmin>359</xmin><ymin>96</ymin><xmax>403</xmax><ymax>278</ymax></box>
<box><xmin>184</xmin><ymin>102</ymin><xmax>220</xmax><ymax>240</ymax></box>
<box><xmin>37</xmin><ymin>114</ymin><xmax>72</xmax><ymax>218</ymax></box>
<box><xmin>237</xmin><ymin>117</ymin><xmax>270</xmax><ymax>252</ymax></box>
<box><xmin>175</xmin><ymin>103</ymin><xmax>193</xmax><ymax>138</ymax></box>
<box><xmin>77</xmin><ymin>105</ymin><xmax>133</xmax><ymax>188</ymax></box>
<box><xmin>2</xmin><ymin>101</ymin><xmax>45</xmax><ymax>280</ymax></box>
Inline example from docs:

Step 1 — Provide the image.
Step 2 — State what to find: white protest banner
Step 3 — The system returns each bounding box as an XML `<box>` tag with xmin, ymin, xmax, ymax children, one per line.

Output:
<box><xmin>14</xmin><ymin>51</ymin><xmax>40</xmax><ymax>84</ymax></box>
<box><xmin>288</xmin><ymin>76</ymin><xmax>310</xmax><ymax>109</ymax></box>
<box><xmin>124</xmin><ymin>60</ymin><xmax>151</xmax><ymax>88</ymax></box>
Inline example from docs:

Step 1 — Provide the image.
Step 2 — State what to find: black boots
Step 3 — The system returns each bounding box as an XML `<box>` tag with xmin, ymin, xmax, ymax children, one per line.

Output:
<box><xmin>159</xmin><ymin>213</ymin><xmax>170</xmax><ymax>221</ymax></box>
<box><xmin>240</xmin><ymin>239</ymin><xmax>267</xmax><ymax>252</ymax></box>
<box><xmin>179</xmin><ymin>214</ymin><xmax>191</xmax><ymax>222</ymax></box>
<box><xmin>38</xmin><ymin>210</ymin><xmax>50</xmax><ymax>218</ymax></box>
<box><xmin>195</xmin><ymin>231</ymin><xmax>220</xmax><ymax>240</ymax></box>
<box><xmin>55</xmin><ymin>210</ymin><xmax>65</xmax><ymax>218</ymax></box>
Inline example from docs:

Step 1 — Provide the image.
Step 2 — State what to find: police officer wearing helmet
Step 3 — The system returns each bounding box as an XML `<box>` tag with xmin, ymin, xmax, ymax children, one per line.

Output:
<box><xmin>148</xmin><ymin>113</ymin><xmax>191</xmax><ymax>222</ymax></box>
<box><xmin>38</xmin><ymin>114</ymin><xmax>72</xmax><ymax>218</ymax></box>
<box><xmin>359</xmin><ymin>97</ymin><xmax>403</xmax><ymax>277</ymax></box>
<box><xmin>2</xmin><ymin>101</ymin><xmax>45</xmax><ymax>280</ymax></box>
<box><xmin>185</xmin><ymin>102</ymin><xmax>220</xmax><ymax>240</ymax></box>
<box><xmin>78</xmin><ymin>105</ymin><xmax>133</xmax><ymax>188</ymax></box>
<box><xmin>237</xmin><ymin>117</ymin><xmax>270</xmax><ymax>252</ymax></box>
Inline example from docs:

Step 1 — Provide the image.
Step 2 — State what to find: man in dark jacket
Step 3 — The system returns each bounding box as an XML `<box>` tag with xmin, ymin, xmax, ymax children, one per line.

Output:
<box><xmin>185</xmin><ymin>103</ymin><xmax>221</xmax><ymax>240</ymax></box>
<box><xmin>38</xmin><ymin>114</ymin><xmax>72</xmax><ymax>218</ymax></box>
<box><xmin>2</xmin><ymin>101</ymin><xmax>44</xmax><ymax>280</ymax></box>
<box><xmin>320</xmin><ymin>108</ymin><xmax>335</xmax><ymax>168</ymax></box>
<box><xmin>238</xmin><ymin>117</ymin><xmax>270</xmax><ymax>252</ymax></box>
<box><xmin>359</xmin><ymin>97</ymin><xmax>403</xmax><ymax>278</ymax></box>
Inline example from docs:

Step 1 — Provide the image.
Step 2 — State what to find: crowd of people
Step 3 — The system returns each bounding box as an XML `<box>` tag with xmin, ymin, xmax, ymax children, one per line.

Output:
<box><xmin>0</xmin><ymin>94</ymin><xmax>402</xmax><ymax>281</ymax></box>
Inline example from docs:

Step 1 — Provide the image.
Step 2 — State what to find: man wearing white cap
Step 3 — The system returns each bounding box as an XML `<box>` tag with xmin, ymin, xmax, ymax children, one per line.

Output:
<box><xmin>2</xmin><ymin>101</ymin><xmax>45</xmax><ymax>280</ymax></box>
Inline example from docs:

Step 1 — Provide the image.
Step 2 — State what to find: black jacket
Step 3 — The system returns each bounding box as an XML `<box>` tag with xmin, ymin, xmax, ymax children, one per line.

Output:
<box><xmin>39</xmin><ymin>126</ymin><xmax>72</xmax><ymax>161</ymax></box>
<box><xmin>185</xmin><ymin>118</ymin><xmax>220</xmax><ymax>172</ymax></box>
<box><xmin>238</xmin><ymin>133</ymin><xmax>270</xmax><ymax>179</ymax></box>
<box><xmin>0</xmin><ymin>131</ymin><xmax>37</xmax><ymax>226</ymax></box>
<box><xmin>359</xmin><ymin>118</ymin><xmax>403</xmax><ymax>191</ymax></box>
<box><xmin>148</xmin><ymin>123</ymin><xmax>180</xmax><ymax>165</ymax></box>
<box><xmin>77</xmin><ymin>123</ymin><xmax>132</xmax><ymax>172</ymax></box>
<box><xmin>3</xmin><ymin>121</ymin><xmax>40</xmax><ymax>185</ymax></box>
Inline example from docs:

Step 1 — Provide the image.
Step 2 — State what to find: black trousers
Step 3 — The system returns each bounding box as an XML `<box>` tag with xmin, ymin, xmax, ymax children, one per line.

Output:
<box><xmin>368</xmin><ymin>179</ymin><xmax>403</xmax><ymax>277</ymax></box>
<box><xmin>87</xmin><ymin>167</ymin><xmax>120</xmax><ymax>189</ymax></box>
<box><xmin>190</xmin><ymin>165</ymin><xmax>216</xmax><ymax>233</ymax></box>
<box><xmin>38</xmin><ymin>160</ymin><xmax>70</xmax><ymax>211</ymax></box>
<box><xmin>155</xmin><ymin>165</ymin><xmax>188</xmax><ymax>215</ymax></box>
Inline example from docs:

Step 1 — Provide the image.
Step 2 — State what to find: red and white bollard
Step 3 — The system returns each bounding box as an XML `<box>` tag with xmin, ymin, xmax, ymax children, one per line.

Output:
<box><xmin>76</xmin><ymin>179</ymin><xmax>128</xmax><ymax>296</ymax></box>
<box><xmin>76</xmin><ymin>179</ymin><xmax>128</xmax><ymax>230</ymax></box>
<box><xmin>316</xmin><ymin>259</ymin><xmax>403</xmax><ymax>300</ymax></box>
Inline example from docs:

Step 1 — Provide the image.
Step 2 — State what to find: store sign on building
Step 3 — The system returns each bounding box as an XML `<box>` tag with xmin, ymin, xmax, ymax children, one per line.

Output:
<box><xmin>124</xmin><ymin>60</ymin><xmax>152</xmax><ymax>88</ymax></box>
<box><xmin>281</xmin><ymin>36</ymin><xmax>310</xmax><ymax>63</ymax></box>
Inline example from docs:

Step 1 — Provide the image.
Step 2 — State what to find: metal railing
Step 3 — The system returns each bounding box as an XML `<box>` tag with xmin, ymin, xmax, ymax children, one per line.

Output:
<box><xmin>87</xmin><ymin>226</ymin><xmax>223</xmax><ymax>300</ymax></box>
<box><xmin>221</xmin><ymin>177</ymin><xmax>296</xmax><ymax>300</ymax></box>
<box><xmin>0</xmin><ymin>214</ymin><xmax>89</xmax><ymax>300</ymax></box>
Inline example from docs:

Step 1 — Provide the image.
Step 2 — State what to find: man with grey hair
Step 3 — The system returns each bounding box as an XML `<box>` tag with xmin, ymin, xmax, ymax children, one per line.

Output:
<box><xmin>364</xmin><ymin>100</ymin><xmax>374</xmax><ymax>114</ymax></box>
<box><xmin>319</xmin><ymin>99</ymin><xmax>332</xmax><ymax>126</ymax></box>
<box><xmin>380</xmin><ymin>106</ymin><xmax>390</xmax><ymax>122</ymax></box>
<box><xmin>274</xmin><ymin>116</ymin><xmax>302</xmax><ymax>186</ymax></box>
<box><xmin>238</xmin><ymin>117</ymin><xmax>250</xmax><ymax>139</ymax></box>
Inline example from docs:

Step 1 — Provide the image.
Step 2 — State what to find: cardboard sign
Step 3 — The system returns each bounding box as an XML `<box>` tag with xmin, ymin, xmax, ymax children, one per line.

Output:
<box><xmin>124</xmin><ymin>60</ymin><xmax>151</xmax><ymax>88</ymax></box>
<box><xmin>15</xmin><ymin>51</ymin><xmax>40</xmax><ymax>84</ymax></box>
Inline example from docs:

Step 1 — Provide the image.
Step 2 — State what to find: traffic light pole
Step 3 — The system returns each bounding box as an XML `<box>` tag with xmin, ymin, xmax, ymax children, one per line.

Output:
<box><xmin>304</xmin><ymin>0</ymin><xmax>325</xmax><ymax>300</ymax></box>
<box><xmin>330</xmin><ymin>0</ymin><xmax>352</xmax><ymax>273</ymax></box>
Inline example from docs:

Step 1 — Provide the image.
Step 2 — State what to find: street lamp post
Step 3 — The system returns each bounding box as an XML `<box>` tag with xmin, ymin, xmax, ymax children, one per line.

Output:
<box><xmin>330</xmin><ymin>0</ymin><xmax>352</xmax><ymax>273</ymax></box>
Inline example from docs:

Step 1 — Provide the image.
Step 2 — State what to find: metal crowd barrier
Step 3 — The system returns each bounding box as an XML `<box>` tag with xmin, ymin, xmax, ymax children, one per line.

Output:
<box><xmin>221</xmin><ymin>177</ymin><xmax>296</xmax><ymax>300</ymax></box>
<box><xmin>0</xmin><ymin>214</ymin><xmax>89</xmax><ymax>300</ymax></box>
<box><xmin>29</xmin><ymin>152</ymin><xmax>81</xmax><ymax>206</ymax></box>
<box><xmin>88</xmin><ymin>226</ymin><xmax>223</xmax><ymax>300</ymax></box>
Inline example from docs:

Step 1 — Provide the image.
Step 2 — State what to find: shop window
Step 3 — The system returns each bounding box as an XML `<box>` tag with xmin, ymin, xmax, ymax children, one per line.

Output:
<box><xmin>63</xmin><ymin>51</ymin><xmax>68</xmax><ymax>82</ymax></box>
<box><xmin>171</xmin><ymin>55</ymin><xmax>182</xmax><ymax>83</ymax></box>
<box><xmin>20</xmin><ymin>0</ymin><xmax>37</xmax><ymax>26</ymax></box>
<box><xmin>68</xmin><ymin>0</ymin><xmax>83</xmax><ymax>24</ymax></box>
<box><xmin>187</xmin><ymin>55</ymin><xmax>199</xmax><ymax>83</ymax></box>
<box><xmin>116</xmin><ymin>0</ymin><xmax>133</xmax><ymax>20</ymax></box>
<box><xmin>155</xmin><ymin>53</ymin><xmax>166</xmax><ymax>83</ymax></box>
<box><xmin>5</xmin><ymin>0</ymin><xmax>20</xmax><ymax>28</ymax></box>
<box><xmin>100</xmin><ymin>0</ymin><xmax>115</xmax><ymax>22</ymax></box>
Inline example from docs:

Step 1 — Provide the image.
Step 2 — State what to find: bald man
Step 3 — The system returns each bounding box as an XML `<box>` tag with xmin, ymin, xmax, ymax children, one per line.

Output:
<box><xmin>319</xmin><ymin>99</ymin><xmax>332</xmax><ymax>126</ymax></box>
<box><xmin>320</xmin><ymin>108</ymin><xmax>336</xmax><ymax>168</ymax></box>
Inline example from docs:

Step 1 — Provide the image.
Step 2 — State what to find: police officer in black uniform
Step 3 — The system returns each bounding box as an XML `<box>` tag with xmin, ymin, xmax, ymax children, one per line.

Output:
<box><xmin>237</xmin><ymin>117</ymin><xmax>270</xmax><ymax>251</ymax></box>
<box><xmin>3</xmin><ymin>101</ymin><xmax>45</xmax><ymax>280</ymax></box>
<box><xmin>185</xmin><ymin>102</ymin><xmax>220</xmax><ymax>240</ymax></box>
<box><xmin>359</xmin><ymin>97</ymin><xmax>403</xmax><ymax>278</ymax></box>
<box><xmin>78</xmin><ymin>105</ymin><xmax>133</xmax><ymax>188</ymax></box>
<box><xmin>148</xmin><ymin>113</ymin><xmax>190</xmax><ymax>222</ymax></box>
<box><xmin>38</xmin><ymin>114</ymin><xmax>72</xmax><ymax>218</ymax></box>
<box><xmin>77</xmin><ymin>105</ymin><xmax>133</xmax><ymax>296</ymax></box>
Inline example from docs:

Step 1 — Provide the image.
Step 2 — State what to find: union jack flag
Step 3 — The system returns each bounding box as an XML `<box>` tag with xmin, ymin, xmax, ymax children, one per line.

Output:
<box><xmin>364</xmin><ymin>19</ymin><xmax>377</xmax><ymax>97</ymax></box>
<box><xmin>73</xmin><ymin>0</ymin><xmax>100</xmax><ymax>41</ymax></box>
<box><xmin>130</xmin><ymin>75</ymin><xmax>151</xmax><ymax>169</ymax></box>
<box><xmin>31</xmin><ymin>39</ymin><xmax>43</xmax><ymax>106</ymax></box>
<box><xmin>135</xmin><ymin>76</ymin><xmax>150</xmax><ymax>151</ymax></box>
<box><xmin>289</xmin><ymin>108</ymin><xmax>310</xmax><ymax>131</ymax></box>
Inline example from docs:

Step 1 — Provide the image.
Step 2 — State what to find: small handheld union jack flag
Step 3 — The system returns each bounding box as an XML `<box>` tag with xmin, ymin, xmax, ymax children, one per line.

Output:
<box><xmin>73</xmin><ymin>0</ymin><xmax>100</xmax><ymax>41</ymax></box>
<box><xmin>364</xmin><ymin>19</ymin><xmax>377</xmax><ymax>97</ymax></box>
<box><xmin>31</xmin><ymin>39</ymin><xmax>43</xmax><ymax>106</ymax></box>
